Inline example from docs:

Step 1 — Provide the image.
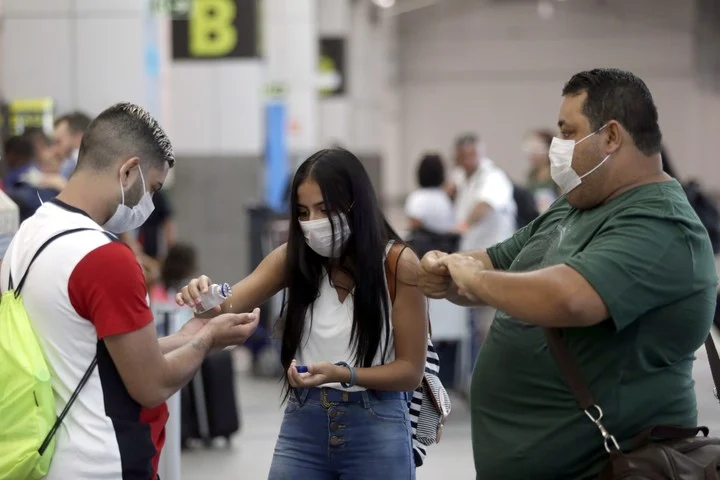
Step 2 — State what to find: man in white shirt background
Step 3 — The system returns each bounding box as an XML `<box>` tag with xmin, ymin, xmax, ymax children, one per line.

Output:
<box><xmin>450</xmin><ymin>133</ymin><xmax>517</xmax><ymax>251</ymax></box>
<box><xmin>447</xmin><ymin>133</ymin><xmax>517</xmax><ymax>379</ymax></box>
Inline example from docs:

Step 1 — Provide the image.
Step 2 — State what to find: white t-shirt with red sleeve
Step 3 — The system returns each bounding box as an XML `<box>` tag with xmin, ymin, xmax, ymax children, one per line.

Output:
<box><xmin>0</xmin><ymin>198</ymin><xmax>168</xmax><ymax>480</ymax></box>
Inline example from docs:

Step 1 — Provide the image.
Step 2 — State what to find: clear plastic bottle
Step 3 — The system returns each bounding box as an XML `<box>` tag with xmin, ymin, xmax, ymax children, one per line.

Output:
<box><xmin>193</xmin><ymin>283</ymin><xmax>232</xmax><ymax>315</ymax></box>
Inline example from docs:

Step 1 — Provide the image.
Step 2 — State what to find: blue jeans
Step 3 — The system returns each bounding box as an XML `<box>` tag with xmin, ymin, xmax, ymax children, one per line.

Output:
<box><xmin>268</xmin><ymin>387</ymin><xmax>416</xmax><ymax>480</ymax></box>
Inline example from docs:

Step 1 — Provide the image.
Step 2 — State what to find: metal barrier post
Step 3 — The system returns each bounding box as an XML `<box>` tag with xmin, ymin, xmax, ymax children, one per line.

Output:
<box><xmin>154</xmin><ymin>304</ymin><xmax>182</xmax><ymax>480</ymax></box>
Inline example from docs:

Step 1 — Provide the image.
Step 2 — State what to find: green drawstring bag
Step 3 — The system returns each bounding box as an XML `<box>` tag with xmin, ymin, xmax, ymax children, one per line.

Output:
<box><xmin>0</xmin><ymin>228</ymin><xmax>97</xmax><ymax>479</ymax></box>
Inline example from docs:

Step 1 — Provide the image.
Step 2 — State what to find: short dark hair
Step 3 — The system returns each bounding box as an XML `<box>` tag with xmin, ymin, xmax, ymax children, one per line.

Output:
<box><xmin>4</xmin><ymin>135</ymin><xmax>33</xmax><ymax>160</ymax></box>
<box><xmin>562</xmin><ymin>68</ymin><xmax>662</xmax><ymax>156</ymax></box>
<box><xmin>417</xmin><ymin>153</ymin><xmax>445</xmax><ymax>188</ymax></box>
<box><xmin>455</xmin><ymin>133</ymin><xmax>479</xmax><ymax>150</ymax></box>
<box><xmin>531</xmin><ymin>129</ymin><xmax>554</xmax><ymax>150</ymax></box>
<box><xmin>22</xmin><ymin>127</ymin><xmax>52</xmax><ymax>146</ymax></box>
<box><xmin>77</xmin><ymin>102</ymin><xmax>175</xmax><ymax>171</ymax></box>
<box><xmin>161</xmin><ymin>243</ymin><xmax>198</xmax><ymax>290</ymax></box>
<box><xmin>54</xmin><ymin>111</ymin><xmax>92</xmax><ymax>134</ymax></box>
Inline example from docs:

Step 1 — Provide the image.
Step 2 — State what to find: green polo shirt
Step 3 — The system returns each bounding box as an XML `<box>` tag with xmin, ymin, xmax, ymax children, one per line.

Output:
<box><xmin>472</xmin><ymin>180</ymin><xmax>718</xmax><ymax>480</ymax></box>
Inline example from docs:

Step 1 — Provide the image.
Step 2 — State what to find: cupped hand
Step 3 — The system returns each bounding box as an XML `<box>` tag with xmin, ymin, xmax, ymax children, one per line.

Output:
<box><xmin>287</xmin><ymin>360</ymin><xmax>343</xmax><ymax>388</ymax></box>
<box><xmin>175</xmin><ymin>275</ymin><xmax>222</xmax><ymax>314</ymax></box>
<box><xmin>206</xmin><ymin>308</ymin><xmax>261</xmax><ymax>349</ymax></box>
<box><xmin>177</xmin><ymin>316</ymin><xmax>210</xmax><ymax>339</ymax></box>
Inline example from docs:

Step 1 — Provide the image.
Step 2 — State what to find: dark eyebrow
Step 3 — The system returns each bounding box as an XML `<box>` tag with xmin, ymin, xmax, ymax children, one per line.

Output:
<box><xmin>313</xmin><ymin>202</ymin><xmax>324</xmax><ymax>208</ymax></box>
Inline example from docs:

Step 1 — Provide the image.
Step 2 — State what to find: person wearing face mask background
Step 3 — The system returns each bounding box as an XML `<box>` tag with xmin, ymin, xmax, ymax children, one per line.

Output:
<box><xmin>0</xmin><ymin>102</ymin><xmax>260</xmax><ymax>480</ymax></box>
<box><xmin>177</xmin><ymin>148</ymin><xmax>428</xmax><ymax>479</ymax></box>
<box><xmin>417</xmin><ymin>68</ymin><xmax>718</xmax><ymax>479</ymax></box>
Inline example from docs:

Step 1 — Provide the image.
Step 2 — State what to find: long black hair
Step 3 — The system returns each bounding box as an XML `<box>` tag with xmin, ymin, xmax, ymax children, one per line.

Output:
<box><xmin>280</xmin><ymin>148</ymin><xmax>403</xmax><ymax>389</ymax></box>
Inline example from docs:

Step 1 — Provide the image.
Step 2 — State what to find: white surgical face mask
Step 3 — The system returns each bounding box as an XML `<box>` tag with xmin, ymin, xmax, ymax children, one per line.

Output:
<box><xmin>299</xmin><ymin>213</ymin><xmax>351</xmax><ymax>258</ymax></box>
<box><xmin>549</xmin><ymin>125</ymin><xmax>611</xmax><ymax>194</ymax></box>
<box><xmin>103</xmin><ymin>166</ymin><xmax>155</xmax><ymax>233</ymax></box>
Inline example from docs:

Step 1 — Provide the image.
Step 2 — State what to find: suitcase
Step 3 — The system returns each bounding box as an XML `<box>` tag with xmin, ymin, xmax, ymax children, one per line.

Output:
<box><xmin>181</xmin><ymin>349</ymin><xmax>241</xmax><ymax>447</ymax></box>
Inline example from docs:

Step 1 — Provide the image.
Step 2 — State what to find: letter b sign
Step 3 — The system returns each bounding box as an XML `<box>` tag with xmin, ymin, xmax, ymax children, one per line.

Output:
<box><xmin>172</xmin><ymin>0</ymin><xmax>258</xmax><ymax>60</ymax></box>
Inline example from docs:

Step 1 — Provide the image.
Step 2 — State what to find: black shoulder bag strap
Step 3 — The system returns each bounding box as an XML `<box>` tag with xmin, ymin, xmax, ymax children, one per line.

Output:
<box><xmin>544</xmin><ymin>328</ymin><xmax>719</xmax><ymax>451</ymax></box>
<box><xmin>7</xmin><ymin>227</ymin><xmax>102</xmax><ymax>455</ymax></box>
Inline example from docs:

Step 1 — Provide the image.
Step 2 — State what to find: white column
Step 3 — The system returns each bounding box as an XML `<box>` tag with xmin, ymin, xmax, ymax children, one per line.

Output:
<box><xmin>346</xmin><ymin>1</ymin><xmax>399</xmax><ymax>201</ymax></box>
<box><xmin>263</xmin><ymin>0</ymin><xmax>319</xmax><ymax>157</ymax></box>
<box><xmin>317</xmin><ymin>0</ymin><xmax>351</xmax><ymax>147</ymax></box>
<box><xmin>378</xmin><ymin>12</ymin><xmax>404</xmax><ymax>204</ymax></box>
<box><xmin>1</xmin><ymin>0</ymin><xmax>154</xmax><ymax>114</ymax></box>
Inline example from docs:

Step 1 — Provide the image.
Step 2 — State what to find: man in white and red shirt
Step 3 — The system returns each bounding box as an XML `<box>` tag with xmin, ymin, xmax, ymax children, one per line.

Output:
<box><xmin>1</xmin><ymin>102</ymin><xmax>259</xmax><ymax>479</ymax></box>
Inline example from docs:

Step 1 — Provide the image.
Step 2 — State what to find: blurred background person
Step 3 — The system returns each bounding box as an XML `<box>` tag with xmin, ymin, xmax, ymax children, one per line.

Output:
<box><xmin>405</xmin><ymin>152</ymin><xmax>458</xmax><ymax>258</ymax></box>
<box><xmin>23</xmin><ymin>127</ymin><xmax>60</xmax><ymax>174</ymax></box>
<box><xmin>450</xmin><ymin>133</ymin><xmax>516</xmax><ymax>255</ymax></box>
<box><xmin>446</xmin><ymin>133</ymin><xmax>517</xmax><ymax>363</ymax></box>
<box><xmin>148</xmin><ymin>242</ymin><xmax>199</xmax><ymax>305</ymax></box>
<box><xmin>523</xmin><ymin>128</ymin><xmax>560</xmax><ymax>214</ymax></box>
<box><xmin>405</xmin><ymin>152</ymin><xmax>465</xmax><ymax>392</ymax></box>
<box><xmin>138</xmin><ymin>189</ymin><xmax>177</xmax><ymax>262</ymax></box>
<box><xmin>661</xmin><ymin>143</ymin><xmax>720</xmax><ymax>255</ymax></box>
<box><xmin>53</xmin><ymin>111</ymin><xmax>92</xmax><ymax>179</ymax></box>
<box><xmin>2</xmin><ymin>135</ymin><xmax>60</xmax><ymax>222</ymax></box>
<box><xmin>3</xmin><ymin>134</ymin><xmax>34</xmax><ymax>188</ymax></box>
<box><xmin>18</xmin><ymin>127</ymin><xmax>67</xmax><ymax>193</ymax></box>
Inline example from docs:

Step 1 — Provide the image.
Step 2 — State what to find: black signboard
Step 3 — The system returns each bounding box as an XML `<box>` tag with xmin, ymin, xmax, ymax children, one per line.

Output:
<box><xmin>319</xmin><ymin>37</ymin><xmax>347</xmax><ymax>97</ymax></box>
<box><xmin>172</xmin><ymin>0</ymin><xmax>259</xmax><ymax>60</ymax></box>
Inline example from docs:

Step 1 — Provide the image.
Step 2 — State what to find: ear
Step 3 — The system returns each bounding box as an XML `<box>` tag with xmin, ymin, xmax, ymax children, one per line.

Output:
<box><xmin>604</xmin><ymin>121</ymin><xmax>623</xmax><ymax>155</ymax></box>
<box><xmin>119</xmin><ymin>156</ymin><xmax>140</xmax><ymax>187</ymax></box>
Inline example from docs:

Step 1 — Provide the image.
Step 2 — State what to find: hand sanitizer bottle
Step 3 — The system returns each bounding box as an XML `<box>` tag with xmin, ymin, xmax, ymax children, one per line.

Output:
<box><xmin>194</xmin><ymin>283</ymin><xmax>232</xmax><ymax>315</ymax></box>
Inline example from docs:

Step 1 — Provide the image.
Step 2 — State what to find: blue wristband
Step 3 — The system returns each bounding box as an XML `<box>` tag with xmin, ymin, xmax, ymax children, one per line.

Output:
<box><xmin>335</xmin><ymin>361</ymin><xmax>356</xmax><ymax>388</ymax></box>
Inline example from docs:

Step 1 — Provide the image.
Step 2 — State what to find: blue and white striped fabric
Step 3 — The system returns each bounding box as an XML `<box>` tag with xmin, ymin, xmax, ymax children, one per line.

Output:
<box><xmin>408</xmin><ymin>337</ymin><xmax>449</xmax><ymax>467</ymax></box>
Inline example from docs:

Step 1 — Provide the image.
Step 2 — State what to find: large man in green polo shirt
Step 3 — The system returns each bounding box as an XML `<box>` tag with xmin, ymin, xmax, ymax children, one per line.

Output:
<box><xmin>419</xmin><ymin>68</ymin><xmax>718</xmax><ymax>479</ymax></box>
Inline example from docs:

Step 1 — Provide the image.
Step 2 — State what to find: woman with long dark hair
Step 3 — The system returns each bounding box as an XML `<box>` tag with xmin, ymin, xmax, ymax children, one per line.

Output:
<box><xmin>177</xmin><ymin>148</ymin><xmax>427</xmax><ymax>479</ymax></box>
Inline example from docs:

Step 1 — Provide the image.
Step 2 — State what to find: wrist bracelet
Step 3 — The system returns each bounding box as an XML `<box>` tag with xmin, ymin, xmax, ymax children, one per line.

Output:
<box><xmin>335</xmin><ymin>361</ymin><xmax>356</xmax><ymax>388</ymax></box>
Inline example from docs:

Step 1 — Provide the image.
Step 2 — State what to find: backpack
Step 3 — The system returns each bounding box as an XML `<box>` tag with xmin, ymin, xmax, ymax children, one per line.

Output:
<box><xmin>0</xmin><ymin>228</ymin><xmax>98</xmax><ymax>479</ymax></box>
<box><xmin>384</xmin><ymin>243</ymin><xmax>451</xmax><ymax>467</ymax></box>
<box><xmin>406</xmin><ymin>227</ymin><xmax>460</xmax><ymax>260</ymax></box>
<box><xmin>512</xmin><ymin>183</ymin><xmax>540</xmax><ymax>229</ymax></box>
<box><xmin>683</xmin><ymin>180</ymin><xmax>720</xmax><ymax>254</ymax></box>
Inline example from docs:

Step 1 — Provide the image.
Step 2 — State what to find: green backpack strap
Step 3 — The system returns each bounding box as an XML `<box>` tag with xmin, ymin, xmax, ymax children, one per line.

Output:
<box><xmin>7</xmin><ymin>227</ymin><xmax>102</xmax><ymax>455</ymax></box>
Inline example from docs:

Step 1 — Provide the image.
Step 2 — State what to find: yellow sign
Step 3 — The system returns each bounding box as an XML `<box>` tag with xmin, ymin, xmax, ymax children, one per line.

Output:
<box><xmin>190</xmin><ymin>0</ymin><xmax>238</xmax><ymax>57</ymax></box>
<box><xmin>7</xmin><ymin>97</ymin><xmax>55</xmax><ymax>135</ymax></box>
<box><xmin>172</xmin><ymin>0</ymin><xmax>258</xmax><ymax>60</ymax></box>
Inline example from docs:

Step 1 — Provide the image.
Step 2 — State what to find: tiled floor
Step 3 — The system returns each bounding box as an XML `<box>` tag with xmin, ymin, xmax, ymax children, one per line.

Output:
<box><xmin>179</xmin><ymin>333</ymin><xmax>720</xmax><ymax>480</ymax></box>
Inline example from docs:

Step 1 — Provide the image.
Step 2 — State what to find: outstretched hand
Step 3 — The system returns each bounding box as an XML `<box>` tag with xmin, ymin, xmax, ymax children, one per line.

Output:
<box><xmin>206</xmin><ymin>308</ymin><xmax>261</xmax><ymax>349</ymax></box>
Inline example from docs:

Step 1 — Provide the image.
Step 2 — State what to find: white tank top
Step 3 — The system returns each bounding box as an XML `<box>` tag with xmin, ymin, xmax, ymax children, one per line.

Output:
<box><xmin>296</xmin><ymin>243</ymin><xmax>395</xmax><ymax>391</ymax></box>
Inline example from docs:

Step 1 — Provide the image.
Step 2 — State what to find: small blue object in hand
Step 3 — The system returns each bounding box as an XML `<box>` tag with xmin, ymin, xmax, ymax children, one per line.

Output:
<box><xmin>295</xmin><ymin>365</ymin><xmax>308</xmax><ymax>373</ymax></box>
